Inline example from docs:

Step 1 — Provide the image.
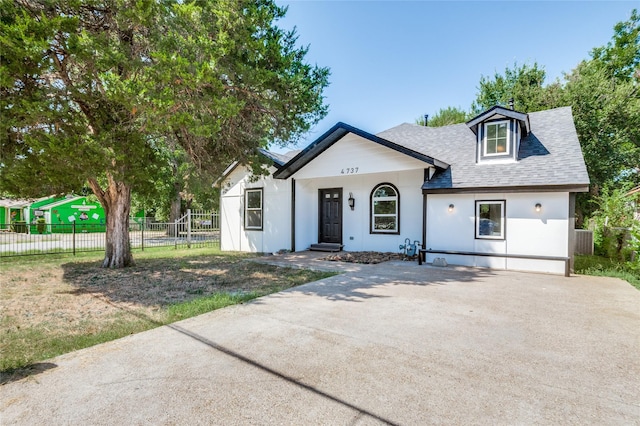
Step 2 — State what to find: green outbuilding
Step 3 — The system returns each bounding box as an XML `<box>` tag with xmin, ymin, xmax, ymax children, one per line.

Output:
<box><xmin>31</xmin><ymin>196</ymin><xmax>106</xmax><ymax>234</ymax></box>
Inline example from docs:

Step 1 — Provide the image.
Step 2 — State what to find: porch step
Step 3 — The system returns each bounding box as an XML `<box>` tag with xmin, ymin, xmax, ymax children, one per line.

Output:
<box><xmin>309</xmin><ymin>243</ymin><xmax>343</xmax><ymax>252</ymax></box>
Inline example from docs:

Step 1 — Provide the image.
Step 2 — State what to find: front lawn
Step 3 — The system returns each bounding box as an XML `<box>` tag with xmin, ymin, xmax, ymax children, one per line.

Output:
<box><xmin>0</xmin><ymin>247</ymin><xmax>335</xmax><ymax>379</ymax></box>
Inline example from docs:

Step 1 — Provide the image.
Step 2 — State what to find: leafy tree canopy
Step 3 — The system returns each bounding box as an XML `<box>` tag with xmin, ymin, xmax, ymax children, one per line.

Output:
<box><xmin>416</xmin><ymin>106</ymin><xmax>468</xmax><ymax>127</ymax></box>
<box><xmin>563</xmin><ymin>9</ymin><xmax>640</xmax><ymax>191</ymax></box>
<box><xmin>0</xmin><ymin>0</ymin><xmax>330</xmax><ymax>267</ymax></box>
<box><xmin>471</xmin><ymin>62</ymin><xmax>564</xmax><ymax>114</ymax></box>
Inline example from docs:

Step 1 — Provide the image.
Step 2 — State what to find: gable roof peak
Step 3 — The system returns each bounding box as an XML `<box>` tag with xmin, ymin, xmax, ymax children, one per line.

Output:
<box><xmin>273</xmin><ymin>122</ymin><xmax>449</xmax><ymax>179</ymax></box>
<box><xmin>466</xmin><ymin>105</ymin><xmax>530</xmax><ymax>136</ymax></box>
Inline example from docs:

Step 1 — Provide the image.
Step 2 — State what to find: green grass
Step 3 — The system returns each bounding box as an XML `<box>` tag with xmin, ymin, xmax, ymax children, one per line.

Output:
<box><xmin>574</xmin><ymin>255</ymin><xmax>640</xmax><ymax>290</ymax></box>
<box><xmin>14</xmin><ymin>318</ymin><xmax>155</xmax><ymax>362</ymax></box>
<box><xmin>0</xmin><ymin>247</ymin><xmax>336</xmax><ymax>379</ymax></box>
<box><xmin>166</xmin><ymin>292</ymin><xmax>263</xmax><ymax>322</ymax></box>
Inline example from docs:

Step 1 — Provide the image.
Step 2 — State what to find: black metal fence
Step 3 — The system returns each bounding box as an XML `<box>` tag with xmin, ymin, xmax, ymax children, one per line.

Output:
<box><xmin>0</xmin><ymin>211</ymin><xmax>220</xmax><ymax>258</ymax></box>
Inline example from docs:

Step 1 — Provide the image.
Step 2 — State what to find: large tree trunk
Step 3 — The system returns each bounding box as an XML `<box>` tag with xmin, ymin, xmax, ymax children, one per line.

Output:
<box><xmin>88</xmin><ymin>175</ymin><xmax>134</xmax><ymax>268</ymax></box>
<box><xmin>168</xmin><ymin>181</ymin><xmax>182</xmax><ymax>237</ymax></box>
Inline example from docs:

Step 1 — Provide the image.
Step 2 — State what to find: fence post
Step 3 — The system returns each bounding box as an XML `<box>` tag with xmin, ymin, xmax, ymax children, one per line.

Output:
<box><xmin>72</xmin><ymin>222</ymin><xmax>76</xmax><ymax>256</ymax></box>
<box><xmin>174</xmin><ymin>220</ymin><xmax>178</xmax><ymax>249</ymax></box>
<box><xmin>141</xmin><ymin>220</ymin><xmax>144</xmax><ymax>252</ymax></box>
<box><xmin>187</xmin><ymin>208</ymin><xmax>191</xmax><ymax>249</ymax></box>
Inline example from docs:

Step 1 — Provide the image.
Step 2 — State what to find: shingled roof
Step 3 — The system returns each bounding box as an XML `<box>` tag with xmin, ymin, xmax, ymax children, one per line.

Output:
<box><xmin>258</xmin><ymin>148</ymin><xmax>300</xmax><ymax>167</ymax></box>
<box><xmin>377</xmin><ymin>106</ymin><xmax>590</xmax><ymax>193</ymax></box>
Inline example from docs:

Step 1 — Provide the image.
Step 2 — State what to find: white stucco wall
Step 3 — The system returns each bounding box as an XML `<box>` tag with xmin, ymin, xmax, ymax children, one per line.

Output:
<box><xmin>220</xmin><ymin>165</ymin><xmax>291</xmax><ymax>253</ymax></box>
<box><xmin>294</xmin><ymin>170</ymin><xmax>425</xmax><ymax>253</ymax></box>
<box><xmin>425</xmin><ymin>192</ymin><xmax>571</xmax><ymax>274</ymax></box>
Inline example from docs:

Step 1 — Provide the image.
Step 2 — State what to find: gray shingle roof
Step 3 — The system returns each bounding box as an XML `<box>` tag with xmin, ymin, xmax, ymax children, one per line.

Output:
<box><xmin>258</xmin><ymin>149</ymin><xmax>300</xmax><ymax>167</ymax></box>
<box><xmin>377</xmin><ymin>106</ymin><xmax>590</xmax><ymax>192</ymax></box>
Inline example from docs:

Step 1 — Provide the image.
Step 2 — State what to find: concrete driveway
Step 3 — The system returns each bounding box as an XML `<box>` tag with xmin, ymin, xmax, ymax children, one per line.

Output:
<box><xmin>2</xmin><ymin>256</ymin><xmax>639</xmax><ymax>425</ymax></box>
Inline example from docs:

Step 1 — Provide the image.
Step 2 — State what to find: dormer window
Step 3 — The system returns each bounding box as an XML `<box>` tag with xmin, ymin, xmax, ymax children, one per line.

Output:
<box><xmin>466</xmin><ymin>106</ymin><xmax>530</xmax><ymax>164</ymax></box>
<box><xmin>484</xmin><ymin>121</ymin><xmax>509</xmax><ymax>156</ymax></box>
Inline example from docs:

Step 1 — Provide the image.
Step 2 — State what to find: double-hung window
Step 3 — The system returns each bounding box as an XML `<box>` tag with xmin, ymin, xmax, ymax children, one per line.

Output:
<box><xmin>370</xmin><ymin>183</ymin><xmax>399</xmax><ymax>234</ymax></box>
<box><xmin>484</xmin><ymin>121</ymin><xmax>509</xmax><ymax>155</ymax></box>
<box><xmin>244</xmin><ymin>188</ymin><xmax>263</xmax><ymax>230</ymax></box>
<box><xmin>475</xmin><ymin>200</ymin><xmax>505</xmax><ymax>239</ymax></box>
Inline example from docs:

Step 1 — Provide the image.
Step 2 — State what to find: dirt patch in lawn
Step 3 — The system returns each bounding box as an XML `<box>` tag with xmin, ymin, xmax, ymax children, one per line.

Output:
<box><xmin>322</xmin><ymin>251</ymin><xmax>403</xmax><ymax>264</ymax></box>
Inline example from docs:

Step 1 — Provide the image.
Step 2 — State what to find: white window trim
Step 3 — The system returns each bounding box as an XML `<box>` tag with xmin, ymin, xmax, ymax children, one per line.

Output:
<box><xmin>370</xmin><ymin>183</ymin><xmax>399</xmax><ymax>234</ymax></box>
<box><xmin>475</xmin><ymin>200</ymin><xmax>505</xmax><ymax>240</ymax></box>
<box><xmin>244</xmin><ymin>188</ymin><xmax>263</xmax><ymax>230</ymax></box>
<box><xmin>483</xmin><ymin>120</ymin><xmax>510</xmax><ymax>157</ymax></box>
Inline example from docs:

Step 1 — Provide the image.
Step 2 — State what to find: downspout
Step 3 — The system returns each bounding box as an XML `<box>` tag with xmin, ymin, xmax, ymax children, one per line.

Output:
<box><xmin>568</xmin><ymin>192</ymin><xmax>576</xmax><ymax>274</ymax></box>
<box><xmin>422</xmin><ymin>193</ymin><xmax>427</xmax><ymax>250</ymax></box>
<box><xmin>422</xmin><ymin>168</ymin><xmax>429</xmax><ymax>250</ymax></box>
<box><xmin>291</xmin><ymin>178</ymin><xmax>296</xmax><ymax>252</ymax></box>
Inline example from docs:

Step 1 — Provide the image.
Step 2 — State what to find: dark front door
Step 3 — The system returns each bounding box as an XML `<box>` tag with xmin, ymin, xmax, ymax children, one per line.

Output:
<box><xmin>319</xmin><ymin>188</ymin><xmax>342</xmax><ymax>244</ymax></box>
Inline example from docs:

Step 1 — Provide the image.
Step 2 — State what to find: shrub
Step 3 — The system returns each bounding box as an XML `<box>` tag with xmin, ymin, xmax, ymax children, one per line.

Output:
<box><xmin>590</xmin><ymin>184</ymin><xmax>635</xmax><ymax>260</ymax></box>
<box><xmin>36</xmin><ymin>218</ymin><xmax>46</xmax><ymax>234</ymax></box>
<box><xmin>627</xmin><ymin>223</ymin><xmax>640</xmax><ymax>271</ymax></box>
<box><xmin>596</xmin><ymin>227</ymin><xmax>633</xmax><ymax>260</ymax></box>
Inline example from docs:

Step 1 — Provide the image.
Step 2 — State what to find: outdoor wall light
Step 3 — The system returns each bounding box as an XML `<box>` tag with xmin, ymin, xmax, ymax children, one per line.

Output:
<box><xmin>348</xmin><ymin>192</ymin><xmax>355</xmax><ymax>210</ymax></box>
<box><xmin>448</xmin><ymin>204</ymin><xmax>455</xmax><ymax>212</ymax></box>
<box><xmin>535</xmin><ymin>203</ymin><xmax>542</xmax><ymax>212</ymax></box>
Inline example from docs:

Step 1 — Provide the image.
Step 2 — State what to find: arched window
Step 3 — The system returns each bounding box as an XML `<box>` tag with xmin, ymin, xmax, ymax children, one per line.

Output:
<box><xmin>370</xmin><ymin>183</ymin><xmax>399</xmax><ymax>234</ymax></box>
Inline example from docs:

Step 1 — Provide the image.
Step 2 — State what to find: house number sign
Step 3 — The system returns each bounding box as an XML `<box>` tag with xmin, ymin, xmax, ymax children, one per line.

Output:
<box><xmin>340</xmin><ymin>167</ymin><xmax>359</xmax><ymax>175</ymax></box>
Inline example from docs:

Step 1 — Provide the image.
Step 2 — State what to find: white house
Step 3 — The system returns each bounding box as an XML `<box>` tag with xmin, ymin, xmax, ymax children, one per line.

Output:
<box><xmin>219</xmin><ymin>106</ymin><xmax>590</xmax><ymax>275</ymax></box>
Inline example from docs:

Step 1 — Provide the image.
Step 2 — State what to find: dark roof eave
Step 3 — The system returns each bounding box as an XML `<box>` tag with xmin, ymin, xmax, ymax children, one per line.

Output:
<box><xmin>422</xmin><ymin>184</ymin><xmax>590</xmax><ymax>194</ymax></box>
<box><xmin>274</xmin><ymin>122</ymin><xmax>449</xmax><ymax>179</ymax></box>
<box><xmin>257</xmin><ymin>148</ymin><xmax>287</xmax><ymax>167</ymax></box>
<box><xmin>466</xmin><ymin>106</ymin><xmax>531</xmax><ymax>136</ymax></box>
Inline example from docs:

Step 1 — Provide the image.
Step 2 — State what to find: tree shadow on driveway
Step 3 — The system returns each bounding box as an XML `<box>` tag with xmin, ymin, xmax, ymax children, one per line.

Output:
<box><xmin>252</xmin><ymin>258</ymin><xmax>499</xmax><ymax>303</ymax></box>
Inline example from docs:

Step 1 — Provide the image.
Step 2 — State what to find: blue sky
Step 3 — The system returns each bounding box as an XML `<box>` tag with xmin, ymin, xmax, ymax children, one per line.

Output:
<box><xmin>272</xmin><ymin>0</ymin><xmax>637</xmax><ymax>152</ymax></box>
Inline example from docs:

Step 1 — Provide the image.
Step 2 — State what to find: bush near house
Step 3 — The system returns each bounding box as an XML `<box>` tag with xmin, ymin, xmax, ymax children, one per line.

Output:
<box><xmin>596</xmin><ymin>227</ymin><xmax>634</xmax><ymax>260</ymax></box>
<box><xmin>627</xmin><ymin>223</ymin><xmax>640</xmax><ymax>268</ymax></box>
<box><xmin>590</xmin><ymin>185</ymin><xmax>636</xmax><ymax>261</ymax></box>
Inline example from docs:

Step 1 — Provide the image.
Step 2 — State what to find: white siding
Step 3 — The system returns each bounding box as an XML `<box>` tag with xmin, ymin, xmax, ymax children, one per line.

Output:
<box><xmin>425</xmin><ymin>192</ymin><xmax>570</xmax><ymax>274</ymax></box>
<box><xmin>220</xmin><ymin>165</ymin><xmax>291</xmax><ymax>253</ymax></box>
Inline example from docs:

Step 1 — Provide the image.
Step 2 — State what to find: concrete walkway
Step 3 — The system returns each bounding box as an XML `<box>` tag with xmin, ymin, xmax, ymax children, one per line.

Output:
<box><xmin>2</xmin><ymin>254</ymin><xmax>639</xmax><ymax>425</ymax></box>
